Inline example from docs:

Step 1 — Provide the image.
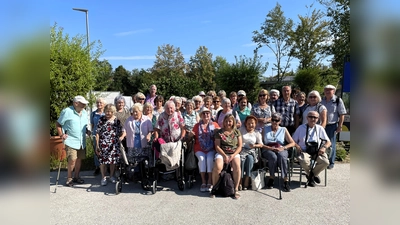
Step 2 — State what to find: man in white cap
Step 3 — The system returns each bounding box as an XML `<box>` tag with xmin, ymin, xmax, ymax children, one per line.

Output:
<box><xmin>56</xmin><ymin>95</ymin><xmax>91</xmax><ymax>186</ymax></box>
<box><xmin>269</xmin><ymin>89</ymin><xmax>280</xmax><ymax>105</ymax></box>
<box><xmin>321</xmin><ymin>85</ymin><xmax>347</xmax><ymax>169</ymax></box>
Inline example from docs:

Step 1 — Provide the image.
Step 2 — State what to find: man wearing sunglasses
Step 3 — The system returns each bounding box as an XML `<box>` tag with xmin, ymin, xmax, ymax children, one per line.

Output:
<box><xmin>292</xmin><ymin>111</ymin><xmax>331</xmax><ymax>187</ymax></box>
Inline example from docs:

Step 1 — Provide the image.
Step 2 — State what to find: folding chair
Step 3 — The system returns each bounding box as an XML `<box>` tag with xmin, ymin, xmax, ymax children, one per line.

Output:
<box><xmin>299</xmin><ymin>147</ymin><xmax>332</xmax><ymax>187</ymax></box>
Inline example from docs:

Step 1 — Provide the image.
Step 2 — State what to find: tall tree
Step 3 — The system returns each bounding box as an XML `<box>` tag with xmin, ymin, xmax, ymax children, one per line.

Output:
<box><xmin>151</xmin><ymin>44</ymin><xmax>186</xmax><ymax>77</ymax></box>
<box><xmin>215</xmin><ymin>54</ymin><xmax>268</xmax><ymax>103</ymax></box>
<box><xmin>50</xmin><ymin>24</ymin><xmax>104</xmax><ymax>135</ymax></box>
<box><xmin>318</xmin><ymin>0</ymin><xmax>350</xmax><ymax>74</ymax></box>
<box><xmin>130</xmin><ymin>68</ymin><xmax>154</xmax><ymax>94</ymax></box>
<box><xmin>252</xmin><ymin>3</ymin><xmax>294</xmax><ymax>82</ymax></box>
<box><xmin>290</xmin><ymin>7</ymin><xmax>330</xmax><ymax>69</ymax></box>
<box><xmin>108</xmin><ymin>65</ymin><xmax>133</xmax><ymax>95</ymax></box>
<box><xmin>187</xmin><ymin>46</ymin><xmax>216</xmax><ymax>91</ymax></box>
<box><xmin>93</xmin><ymin>59</ymin><xmax>113</xmax><ymax>91</ymax></box>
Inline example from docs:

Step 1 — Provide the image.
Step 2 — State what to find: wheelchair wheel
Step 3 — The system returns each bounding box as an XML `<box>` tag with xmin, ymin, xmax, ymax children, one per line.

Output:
<box><xmin>178</xmin><ymin>180</ymin><xmax>185</xmax><ymax>191</ymax></box>
<box><xmin>115</xmin><ymin>181</ymin><xmax>122</xmax><ymax>195</ymax></box>
<box><xmin>187</xmin><ymin>175</ymin><xmax>193</xmax><ymax>189</ymax></box>
<box><xmin>152</xmin><ymin>180</ymin><xmax>157</xmax><ymax>194</ymax></box>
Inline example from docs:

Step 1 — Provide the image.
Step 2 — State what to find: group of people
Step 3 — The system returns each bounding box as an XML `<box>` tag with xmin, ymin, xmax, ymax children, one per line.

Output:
<box><xmin>56</xmin><ymin>83</ymin><xmax>346</xmax><ymax>199</ymax></box>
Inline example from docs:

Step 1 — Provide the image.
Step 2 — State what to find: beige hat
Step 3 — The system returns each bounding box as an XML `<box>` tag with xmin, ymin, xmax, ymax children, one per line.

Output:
<box><xmin>324</xmin><ymin>85</ymin><xmax>336</xmax><ymax>90</ymax></box>
<box><xmin>199</xmin><ymin>107</ymin><xmax>211</xmax><ymax>115</ymax></box>
<box><xmin>237</xmin><ymin>90</ymin><xmax>246</xmax><ymax>96</ymax></box>
<box><xmin>73</xmin><ymin>95</ymin><xmax>89</xmax><ymax>104</ymax></box>
<box><xmin>199</xmin><ymin>91</ymin><xmax>206</xmax><ymax>96</ymax></box>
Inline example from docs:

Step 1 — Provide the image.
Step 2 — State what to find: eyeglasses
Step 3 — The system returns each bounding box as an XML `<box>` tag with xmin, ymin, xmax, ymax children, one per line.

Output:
<box><xmin>308</xmin><ymin>116</ymin><xmax>319</xmax><ymax>119</ymax></box>
<box><xmin>271</xmin><ymin>119</ymin><xmax>280</xmax><ymax>122</ymax></box>
<box><xmin>259</xmin><ymin>94</ymin><xmax>266</xmax><ymax>97</ymax></box>
<box><xmin>213</xmin><ymin>101</ymin><xmax>220</xmax><ymax>103</ymax></box>
<box><xmin>308</xmin><ymin>96</ymin><xmax>317</xmax><ymax>99</ymax></box>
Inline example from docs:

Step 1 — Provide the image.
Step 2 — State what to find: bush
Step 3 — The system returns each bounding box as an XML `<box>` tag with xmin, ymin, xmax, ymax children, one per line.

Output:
<box><xmin>336</xmin><ymin>147</ymin><xmax>347</xmax><ymax>162</ymax></box>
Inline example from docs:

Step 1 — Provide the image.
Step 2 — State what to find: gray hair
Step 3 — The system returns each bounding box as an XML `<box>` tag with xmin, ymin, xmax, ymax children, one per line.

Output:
<box><xmin>174</xmin><ymin>96</ymin><xmax>182</xmax><ymax>104</ymax></box>
<box><xmin>222</xmin><ymin>97</ymin><xmax>231</xmax><ymax>106</ymax></box>
<box><xmin>192</xmin><ymin>95</ymin><xmax>202</xmax><ymax>102</ymax></box>
<box><xmin>96</xmin><ymin>97</ymin><xmax>106</xmax><ymax>104</ymax></box>
<box><xmin>185</xmin><ymin>99</ymin><xmax>195</xmax><ymax>108</ymax></box>
<box><xmin>114</xmin><ymin>95</ymin><xmax>126</xmax><ymax>105</ymax></box>
<box><xmin>130</xmin><ymin>103</ymin><xmax>143</xmax><ymax>113</ymax></box>
<box><xmin>135</xmin><ymin>92</ymin><xmax>145</xmax><ymax>101</ymax></box>
<box><xmin>271</xmin><ymin>112</ymin><xmax>282</xmax><ymax>121</ymax></box>
<box><xmin>164</xmin><ymin>100</ymin><xmax>176</xmax><ymax>110</ymax></box>
<box><xmin>218</xmin><ymin>90</ymin><xmax>226</xmax><ymax>98</ymax></box>
<box><xmin>308</xmin><ymin>90</ymin><xmax>322</xmax><ymax>103</ymax></box>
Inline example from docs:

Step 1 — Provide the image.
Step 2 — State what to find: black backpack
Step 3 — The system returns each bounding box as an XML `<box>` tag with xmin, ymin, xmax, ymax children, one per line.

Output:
<box><xmin>211</xmin><ymin>164</ymin><xmax>235</xmax><ymax>197</ymax></box>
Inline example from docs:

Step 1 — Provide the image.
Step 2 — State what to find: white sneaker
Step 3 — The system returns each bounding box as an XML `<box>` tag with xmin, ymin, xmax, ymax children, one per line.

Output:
<box><xmin>101</xmin><ymin>177</ymin><xmax>107</xmax><ymax>186</ymax></box>
<box><xmin>110</xmin><ymin>176</ymin><xmax>116</xmax><ymax>183</ymax></box>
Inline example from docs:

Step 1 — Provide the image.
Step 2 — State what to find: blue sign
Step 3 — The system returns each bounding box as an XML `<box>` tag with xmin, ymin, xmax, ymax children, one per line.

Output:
<box><xmin>343</xmin><ymin>61</ymin><xmax>350</xmax><ymax>92</ymax></box>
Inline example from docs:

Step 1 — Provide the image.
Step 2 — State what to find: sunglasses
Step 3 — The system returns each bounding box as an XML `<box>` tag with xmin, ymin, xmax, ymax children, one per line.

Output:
<box><xmin>308</xmin><ymin>96</ymin><xmax>317</xmax><ymax>99</ymax></box>
<box><xmin>139</xmin><ymin>98</ymin><xmax>145</xmax><ymax>101</ymax></box>
<box><xmin>308</xmin><ymin>116</ymin><xmax>319</xmax><ymax>119</ymax></box>
<box><xmin>271</xmin><ymin>119</ymin><xmax>280</xmax><ymax>122</ymax></box>
<box><xmin>259</xmin><ymin>94</ymin><xmax>266</xmax><ymax>97</ymax></box>
<box><xmin>213</xmin><ymin>101</ymin><xmax>220</xmax><ymax>103</ymax></box>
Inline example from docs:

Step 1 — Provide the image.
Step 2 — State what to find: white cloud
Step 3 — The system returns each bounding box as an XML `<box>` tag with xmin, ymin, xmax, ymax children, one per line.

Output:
<box><xmin>100</xmin><ymin>55</ymin><xmax>156</xmax><ymax>60</ymax></box>
<box><xmin>114</xmin><ymin>29</ymin><xmax>153</xmax><ymax>36</ymax></box>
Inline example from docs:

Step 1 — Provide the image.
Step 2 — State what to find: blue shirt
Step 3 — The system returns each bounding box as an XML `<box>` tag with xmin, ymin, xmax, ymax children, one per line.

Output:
<box><xmin>90</xmin><ymin>110</ymin><xmax>104</xmax><ymax>136</ymax></box>
<box><xmin>57</xmin><ymin>106</ymin><xmax>88</xmax><ymax>149</ymax></box>
<box><xmin>321</xmin><ymin>95</ymin><xmax>347</xmax><ymax>124</ymax></box>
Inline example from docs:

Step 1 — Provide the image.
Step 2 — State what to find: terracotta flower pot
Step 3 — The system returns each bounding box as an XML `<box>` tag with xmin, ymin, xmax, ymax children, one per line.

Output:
<box><xmin>50</xmin><ymin>136</ymin><xmax>66</xmax><ymax>161</ymax></box>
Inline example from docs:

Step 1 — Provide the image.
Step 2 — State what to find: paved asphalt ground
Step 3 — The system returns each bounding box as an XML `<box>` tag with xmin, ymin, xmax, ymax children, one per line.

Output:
<box><xmin>50</xmin><ymin>163</ymin><xmax>350</xmax><ymax>225</ymax></box>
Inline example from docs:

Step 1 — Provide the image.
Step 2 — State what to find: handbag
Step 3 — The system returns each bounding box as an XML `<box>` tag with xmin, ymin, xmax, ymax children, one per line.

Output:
<box><xmin>251</xmin><ymin>169</ymin><xmax>266</xmax><ymax>190</ymax></box>
<box><xmin>184</xmin><ymin>147</ymin><xmax>197</xmax><ymax>170</ymax></box>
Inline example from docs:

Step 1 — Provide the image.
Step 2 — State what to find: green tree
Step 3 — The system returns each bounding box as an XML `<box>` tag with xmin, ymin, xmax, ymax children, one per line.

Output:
<box><xmin>187</xmin><ymin>46</ymin><xmax>216</xmax><ymax>91</ymax></box>
<box><xmin>130</xmin><ymin>68</ymin><xmax>155</xmax><ymax>94</ymax></box>
<box><xmin>93</xmin><ymin>59</ymin><xmax>113</xmax><ymax>91</ymax></box>
<box><xmin>215</xmin><ymin>54</ymin><xmax>268</xmax><ymax>103</ymax></box>
<box><xmin>252</xmin><ymin>2</ymin><xmax>294</xmax><ymax>82</ymax></box>
<box><xmin>151</xmin><ymin>44</ymin><xmax>186</xmax><ymax>77</ymax></box>
<box><xmin>50</xmin><ymin>24</ymin><xmax>104</xmax><ymax>135</ymax></box>
<box><xmin>290</xmin><ymin>8</ymin><xmax>330</xmax><ymax>69</ymax></box>
<box><xmin>108</xmin><ymin>65</ymin><xmax>133</xmax><ymax>95</ymax></box>
<box><xmin>212</xmin><ymin>56</ymin><xmax>230</xmax><ymax>91</ymax></box>
<box><xmin>154</xmin><ymin>74</ymin><xmax>201</xmax><ymax>99</ymax></box>
<box><xmin>318</xmin><ymin>0</ymin><xmax>350</xmax><ymax>74</ymax></box>
<box><xmin>293</xmin><ymin>67</ymin><xmax>321</xmax><ymax>94</ymax></box>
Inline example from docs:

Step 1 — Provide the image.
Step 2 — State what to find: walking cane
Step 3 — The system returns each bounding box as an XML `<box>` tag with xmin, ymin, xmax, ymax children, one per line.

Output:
<box><xmin>54</xmin><ymin>131</ymin><xmax>67</xmax><ymax>193</ymax></box>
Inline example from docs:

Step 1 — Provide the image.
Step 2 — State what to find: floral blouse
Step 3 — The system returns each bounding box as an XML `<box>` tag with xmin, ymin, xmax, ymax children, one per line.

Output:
<box><xmin>214</xmin><ymin>129</ymin><xmax>241</xmax><ymax>154</ymax></box>
<box><xmin>155</xmin><ymin>111</ymin><xmax>185</xmax><ymax>143</ymax></box>
<box><xmin>251</xmin><ymin>103</ymin><xmax>276</xmax><ymax>131</ymax></box>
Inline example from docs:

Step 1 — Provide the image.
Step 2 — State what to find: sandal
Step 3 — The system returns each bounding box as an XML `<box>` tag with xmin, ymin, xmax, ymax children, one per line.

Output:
<box><xmin>73</xmin><ymin>177</ymin><xmax>84</xmax><ymax>184</ymax></box>
<box><xmin>234</xmin><ymin>191</ymin><xmax>241</xmax><ymax>200</ymax></box>
<box><xmin>65</xmin><ymin>178</ymin><xmax>74</xmax><ymax>187</ymax></box>
<box><xmin>206</xmin><ymin>184</ymin><xmax>213</xmax><ymax>192</ymax></box>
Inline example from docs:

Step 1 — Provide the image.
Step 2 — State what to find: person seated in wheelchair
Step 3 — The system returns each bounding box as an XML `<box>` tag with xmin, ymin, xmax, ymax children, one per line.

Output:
<box><xmin>292</xmin><ymin>111</ymin><xmax>331</xmax><ymax>187</ymax></box>
<box><xmin>261</xmin><ymin>113</ymin><xmax>295</xmax><ymax>192</ymax></box>
<box><xmin>153</xmin><ymin>100</ymin><xmax>186</xmax><ymax>143</ymax></box>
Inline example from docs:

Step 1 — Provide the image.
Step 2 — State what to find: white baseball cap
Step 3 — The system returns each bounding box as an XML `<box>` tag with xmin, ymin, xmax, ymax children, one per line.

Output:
<box><xmin>199</xmin><ymin>91</ymin><xmax>206</xmax><ymax>96</ymax></box>
<box><xmin>73</xmin><ymin>95</ymin><xmax>89</xmax><ymax>104</ymax></box>
<box><xmin>324</xmin><ymin>84</ymin><xmax>336</xmax><ymax>90</ymax></box>
<box><xmin>237</xmin><ymin>90</ymin><xmax>246</xmax><ymax>96</ymax></box>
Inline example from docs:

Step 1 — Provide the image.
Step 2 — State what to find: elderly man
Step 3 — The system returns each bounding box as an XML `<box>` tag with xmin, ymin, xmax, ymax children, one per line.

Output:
<box><xmin>272</xmin><ymin>85</ymin><xmax>300</xmax><ymax>135</ymax></box>
<box><xmin>56</xmin><ymin>95</ymin><xmax>91</xmax><ymax>187</ymax></box>
<box><xmin>321</xmin><ymin>84</ymin><xmax>347</xmax><ymax>169</ymax></box>
<box><xmin>292</xmin><ymin>111</ymin><xmax>331</xmax><ymax>187</ymax></box>
<box><xmin>145</xmin><ymin>84</ymin><xmax>158</xmax><ymax>107</ymax></box>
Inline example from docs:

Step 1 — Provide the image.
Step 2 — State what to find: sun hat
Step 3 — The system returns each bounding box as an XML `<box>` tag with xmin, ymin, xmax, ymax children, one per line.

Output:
<box><xmin>73</xmin><ymin>95</ymin><xmax>89</xmax><ymax>104</ymax></box>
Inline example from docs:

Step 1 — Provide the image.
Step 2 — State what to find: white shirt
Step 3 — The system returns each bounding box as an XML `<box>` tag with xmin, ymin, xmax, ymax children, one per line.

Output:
<box><xmin>292</xmin><ymin>124</ymin><xmax>329</xmax><ymax>151</ymax></box>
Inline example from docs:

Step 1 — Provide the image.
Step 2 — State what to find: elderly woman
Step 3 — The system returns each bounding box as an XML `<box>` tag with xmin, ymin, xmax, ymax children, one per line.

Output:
<box><xmin>114</xmin><ymin>95</ymin><xmax>131</xmax><ymax>150</ymax></box>
<box><xmin>251</xmin><ymin>89</ymin><xmax>275</xmax><ymax>132</ymax></box>
<box><xmin>218</xmin><ymin>90</ymin><xmax>227</xmax><ymax>99</ymax></box>
<box><xmin>292</xmin><ymin>111</ymin><xmax>331</xmax><ymax>187</ymax></box>
<box><xmin>154</xmin><ymin>100</ymin><xmax>186</xmax><ymax>143</ymax></box>
<box><xmin>134</xmin><ymin>92</ymin><xmax>146</xmax><ymax>105</ymax></box>
<box><xmin>239</xmin><ymin>115</ymin><xmax>263</xmax><ymax>190</ymax></box>
<box><xmin>229</xmin><ymin>91</ymin><xmax>238</xmax><ymax>109</ymax></box>
<box><xmin>261</xmin><ymin>113</ymin><xmax>295</xmax><ymax>192</ymax></box>
<box><xmin>143</xmin><ymin>102</ymin><xmax>157</xmax><ymax>128</ymax></box>
<box><xmin>235</xmin><ymin>96</ymin><xmax>251</xmax><ymax>126</ymax></box>
<box><xmin>192</xmin><ymin>95</ymin><xmax>203</xmax><ymax>113</ymax></box>
<box><xmin>212</xmin><ymin>114</ymin><xmax>242</xmax><ymax>199</ymax></box>
<box><xmin>190</xmin><ymin>108</ymin><xmax>220</xmax><ymax>192</ymax></box>
<box><xmin>123</xmin><ymin>103</ymin><xmax>153</xmax><ymax>159</ymax></box>
<box><xmin>212</xmin><ymin>96</ymin><xmax>222</xmax><ymax>121</ymax></box>
<box><xmin>95</xmin><ymin>104</ymin><xmax>125</xmax><ymax>186</ymax></box>
<box><xmin>91</xmin><ymin>97</ymin><xmax>106</xmax><ymax>175</ymax></box>
<box><xmin>216</xmin><ymin>98</ymin><xmax>241</xmax><ymax>128</ymax></box>
<box><xmin>153</xmin><ymin>95</ymin><xmax>165</xmax><ymax>119</ymax></box>
<box><xmin>207</xmin><ymin>90</ymin><xmax>216</xmax><ymax>99</ymax></box>
<box><xmin>202</xmin><ymin>96</ymin><xmax>213</xmax><ymax>111</ymax></box>
<box><xmin>301</xmin><ymin>90</ymin><xmax>327</xmax><ymax>128</ymax></box>
<box><xmin>182</xmin><ymin>100</ymin><xmax>200</xmax><ymax>136</ymax></box>
<box><xmin>173</xmin><ymin>96</ymin><xmax>185</xmax><ymax>114</ymax></box>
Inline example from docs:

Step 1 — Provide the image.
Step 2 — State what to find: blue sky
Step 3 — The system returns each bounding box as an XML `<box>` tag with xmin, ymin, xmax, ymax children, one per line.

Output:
<box><xmin>45</xmin><ymin>0</ymin><xmax>331</xmax><ymax>77</ymax></box>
